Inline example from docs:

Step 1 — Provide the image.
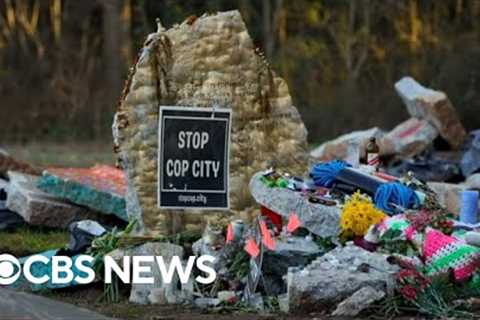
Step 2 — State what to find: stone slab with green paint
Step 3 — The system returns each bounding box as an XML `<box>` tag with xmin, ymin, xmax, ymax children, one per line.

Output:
<box><xmin>38</xmin><ymin>165</ymin><xmax>128</xmax><ymax>221</ymax></box>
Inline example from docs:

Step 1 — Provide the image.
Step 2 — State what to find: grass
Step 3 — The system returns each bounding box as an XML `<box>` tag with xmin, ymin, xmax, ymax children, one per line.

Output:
<box><xmin>4</xmin><ymin>141</ymin><xmax>115</xmax><ymax>167</ymax></box>
<box><xmin>0</xmin><ymin>226</ymin><xmax>69</xmax><ymax>256</ymax></box>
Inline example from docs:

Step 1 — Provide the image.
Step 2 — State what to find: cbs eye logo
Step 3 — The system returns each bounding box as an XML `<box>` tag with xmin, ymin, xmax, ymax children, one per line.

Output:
<box><xmin>0</xmin><ymin>254</ymin><xmax>21</xmax><ymax>285</ymax></box>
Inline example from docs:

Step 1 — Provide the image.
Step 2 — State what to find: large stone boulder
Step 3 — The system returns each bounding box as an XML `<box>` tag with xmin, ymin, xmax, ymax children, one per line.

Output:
<box><xmin>113</xmin><ymin>11</ymin><xmax>309</xmax><ymax>235</ymax></box>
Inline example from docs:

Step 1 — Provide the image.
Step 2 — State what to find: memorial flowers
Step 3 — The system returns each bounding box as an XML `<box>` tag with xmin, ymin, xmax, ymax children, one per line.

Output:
<box><xmin>340</xmin><ymin>191</ymin><xmax>386</xmax><ymax>238</ymax></box>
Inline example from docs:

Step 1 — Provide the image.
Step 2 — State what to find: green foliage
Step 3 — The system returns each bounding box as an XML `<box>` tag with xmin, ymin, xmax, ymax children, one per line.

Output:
<box><xmin>3</xmin><ymin>1</ymin><xmax>480</xmax><ymax>143</ymax></box>
<box><xmin>313</xmin><ymin>235</ymin><xmax>336</xmax><ymax>252</ymax></box>
<box><xmin>88</xmin><ymin>219</ymin><xmax>138</xmax><ymax>303</ymax></box>
<box><xmin>227</xmin><ymin>250</ymin><xmax>250</xmax><ymax>280</ymax></box>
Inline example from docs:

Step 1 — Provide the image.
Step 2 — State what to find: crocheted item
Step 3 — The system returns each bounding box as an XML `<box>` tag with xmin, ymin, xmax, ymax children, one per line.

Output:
<box><xmin>378</xmin><ymin>214</ymin><xmax>410</xmax><ymax>238</ymax></box>
<box><xmin>423</xmin><ymin>227</ymin><xmax>480</xmax><ymax>281</ymax></box>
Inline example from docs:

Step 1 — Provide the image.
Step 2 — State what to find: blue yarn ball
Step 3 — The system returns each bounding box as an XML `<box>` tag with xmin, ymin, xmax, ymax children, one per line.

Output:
<box><xmin>310</xmin><ymin>160</ymin><xmax>351</xmax><ymax>188</ymax></box>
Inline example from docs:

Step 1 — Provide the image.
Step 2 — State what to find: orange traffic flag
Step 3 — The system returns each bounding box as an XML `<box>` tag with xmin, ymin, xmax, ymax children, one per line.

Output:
<box><xmin>244</xmin><ymin>238</ymin><xmax>260</xmax><ymax>258</ymax></box>
<box><xmin>287</xmin><ymin>212</ymin><xmax>301</xmax><ymax>233</ymax></box>
<box><xmin>259</xmin><ymin>220</ymin><xmax>276</xmax><ymax>251</ymax></box>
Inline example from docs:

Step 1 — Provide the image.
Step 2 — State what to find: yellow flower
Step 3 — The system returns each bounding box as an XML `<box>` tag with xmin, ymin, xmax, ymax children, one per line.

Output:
<box><xmin>340</xmin><ymin>191</ymin><xmax>386</xmax><ymax>237</ymax></box>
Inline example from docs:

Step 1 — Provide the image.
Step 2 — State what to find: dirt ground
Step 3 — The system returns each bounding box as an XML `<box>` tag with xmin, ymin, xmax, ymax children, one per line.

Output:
<box><xmin>40</xmin><ymin>284</ymin><xmax>329</xmax><ymax>320</ymax></box>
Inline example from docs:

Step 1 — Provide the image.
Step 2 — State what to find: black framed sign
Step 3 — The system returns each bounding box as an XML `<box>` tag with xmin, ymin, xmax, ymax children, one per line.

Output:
<box><xmin>158</xmin><ymin>106</ymin><xmax>232</xmax><ymax>209</ymax></box>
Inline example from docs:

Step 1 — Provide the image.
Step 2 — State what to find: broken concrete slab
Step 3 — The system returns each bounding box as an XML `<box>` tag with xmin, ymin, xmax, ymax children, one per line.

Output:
<box><xmin>113</xmin><ymin>10</ymin><xmax>309</xmax><ymax>235</ymax></box>
<box><xmin>6</xmin><ymin>171</ymin><xmax>101</xmax><ymax>229</ymax></box>
<box><xmin>332</xmin><ymin>285</ymin><xmax>385</xmax><ymax>317</ymax></box>
<box><xmin>262</xmin><ymin>236</ymin><xmax>322</xmax><ymax>295</ymax></box>
<box><xmin>285</xmin><ymin>243</ymin><xmax>397</xmax><ymax>313</ymax></box>
<box><xmin>310</xmin><ymin>127</ymin><xmax>384</xmax><ymax>161</ymax></box>
<box><xmin>111</xmin><ymin>242</ymin><xmax>192</xmax><ymax>305</ymax></box>
<box><xmin>427</xmin><ymin>182</ymin><xmax>467</xmax><ymax>215</ymax></box>
<box><xmin>37</xmin><ymin>165</ymin><xmax>127</xmax><ymax>221</ymax></box>
<box><xmin>395</xmin><ymin>77</ymin><xmax>466</xmax><ymax>149</ymax></box>
<box><xmin>250</xmin><ymin>172</ymin><xmax>341</xmax><ymax>238</ymax></box>
<box><xmin>381</xmin><ymin>118</ymin><xmax>438</xmax><ymax>158</ymax></box>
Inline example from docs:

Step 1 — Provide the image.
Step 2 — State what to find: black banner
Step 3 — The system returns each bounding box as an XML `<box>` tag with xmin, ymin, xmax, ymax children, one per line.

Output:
<box><xmin>158</xmin><ymin>106</ymin><xmax>231</xmax><ymax>209</ymax></box>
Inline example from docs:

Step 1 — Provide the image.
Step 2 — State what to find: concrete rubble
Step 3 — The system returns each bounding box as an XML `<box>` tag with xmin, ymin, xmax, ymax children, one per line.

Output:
<box><xmin>395</xmin><ymin>76</ymin><xmax>466</xmax><ymax>149</ymax></box>
<box><xmin>37</xmin><ymin>165</ymin><xmax>128</xmax><ymax>221</ymax></box>
<box><xmin>6</xmin><ymin>171</ymin><xmax>101</xmax><ymax>229</ymax></box>
<box><xmin>249</xmin><ymin>171</ymin><xmax>341</xmax><ymax>238</ymax></box>
<box><xmin>310</xmin><ymin>127</ymin><xmax>384</xmax><ymax>161</ymax></box>
<box><xmin>381</xmin><ymin>117</ymin><xmax>438</xmax><ymax>158</ymax></box>
<box><xmin>466</xmin><ymin>173</ymin><xmax>480</xmax><ymax>190</ymax></box>
<box><xmin>285</xmin><ymin>243</ymin><xmax>398</xmax><ymax>313</ymax></box>
<box><xmin>108</xmin><ymin>242</ymin><xmax>193</xmax><ymax>305</ymax></box>
<box><xmin>332</xmin><ymin>285</ymin><xmax>385</xmax><ymax>316</ymax></box>
<box><xmin>262</xmin><ymin>236</ymin><xmax>322</xmax><ymax>295</ymax></box>
<box><xmin>461</xmin><ymin>129</ymin><xmax>480</xmax><ymax>177</ymax></box>
<box><xmin>427</xmin><ymin>181</ymin><xmax>467</xmax><ymax>215</ymax></box>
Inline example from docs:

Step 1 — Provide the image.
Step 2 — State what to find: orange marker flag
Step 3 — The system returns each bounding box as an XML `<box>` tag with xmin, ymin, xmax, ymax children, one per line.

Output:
<box><xmin>226</xmin><ymin>223</ymin><xmax>234</xmax><ymax>244</ymax></box>
<box><xmin>244</xmin><ymin>238</ymin><xmax>260</xmax><ymax>258</ymax></box>
<box><xmin>287</xmin><ymin>212</ymin><xmax>301</xmax><ymax>233</ymax></box>
<box><xmin>259</xmin><ymin>220</ymin><xmax>276</xmax><ymax>251</ymax></box>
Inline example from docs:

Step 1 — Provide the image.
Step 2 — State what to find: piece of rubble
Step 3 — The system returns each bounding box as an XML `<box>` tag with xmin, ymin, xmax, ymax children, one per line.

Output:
<box><xmin>38</xmin><ymin>165</ymin><xmax>127</xmax><ymax>221</ymax></box>
<box><xmin>466</xmin><ymin>174</ymin><xmax>480</xmax><ymax>190</ymax></box>
<box><xmin>285</xmin><ymin>243</ymin><xmax>397</xmax><ymax>313</ymax></box>
<box><xmin>427</xmin><ymin>182</ymin><xmax>467</xmax><ymax>215</ymax></box>
<box><xmin>395</xmin><ymin>77</ymin><xmax>466</xmax><ymax>149</ymax></box>
<box><xmin>194</xmin><ymin>298</ymin><xmax>221</xmax><ymax>309</ymax></box>
<box><xmin>381</xmin><ymin>118</ymin><xmax>438</xmax><ymax>158</ymax></box>
<box><xmin>217</xmin><ymin>291</ymin><xmax>237</xmax><ymax>303</ymax></box>
<box><xmin>332</xmin><ymin>285</ymin><xmax>385</xmax><ymax>317</ymax></box>
<box><xmin>310</xmin><ymin>127</ymin><xmax>384</xmax><ymax>161</ymax></box>
<box><xmin>114</xmin><ymin>242</ymin><xmax>192</xmax><ymax>305</ymax></box>
<box><xmin>113</xmin><ymin>10</ymin><xmax>309</xmax><ymax>235</ymax></box>
<box><xmin>461</xmin><ymin>130</ymin><xmax>480</xmax><ymax>177</ymax></box>
<box><xmin>6</xmin><ymin>171</ymin><xmax>101</xmax><ymax>229</ymax></box>
<box><xmin>250</xmin><ymin>172</ymin><xmax>340</xmax><ymax>238</ymax></box>
<box><xmin>262</xmin><ymin>236</ymin><xmax>322</xmax><ymax>295</ymax></box>
<box><xmin>68</xmin><ymin>220</ymin><xmax>107</xmax><ymax>254</ymax></box>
